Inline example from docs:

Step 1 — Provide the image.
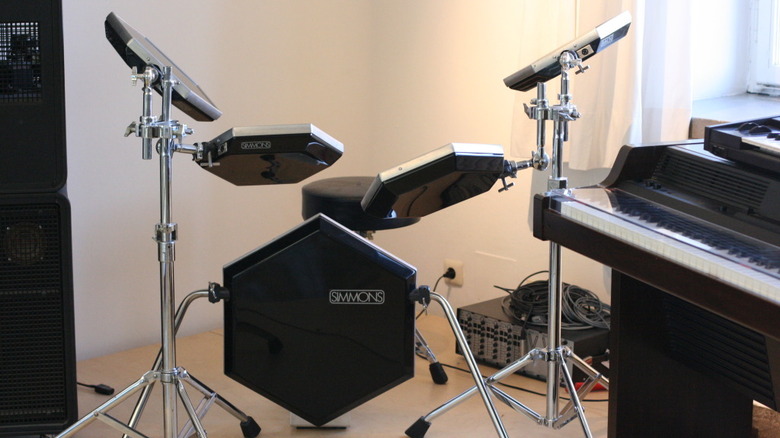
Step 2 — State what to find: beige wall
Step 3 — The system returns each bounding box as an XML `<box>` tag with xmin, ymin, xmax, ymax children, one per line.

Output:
<box><xmin>63</xmin><ymin>0</ymin><xmax>612</xmax><ymax>360</ymax></box>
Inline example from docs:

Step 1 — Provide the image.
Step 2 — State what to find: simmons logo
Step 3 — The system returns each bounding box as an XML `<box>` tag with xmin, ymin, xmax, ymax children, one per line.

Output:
<box><xmin>329</xmin><ymin>289</ymin><xmax>385</xmax><ymax>305</ymax></box>
<box><xmin>241</xmin><ymin>140</ymin><xmax>272</xmax><ymax>150</ymax></box>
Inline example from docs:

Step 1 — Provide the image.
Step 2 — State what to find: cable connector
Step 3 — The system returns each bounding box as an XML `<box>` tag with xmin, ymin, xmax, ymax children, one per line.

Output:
<box><xmin>77</xmin><ymin>381</ymin><xmax>115</xmax><ymax>395</ymax></box>
<box><xmin>93</xmin><ymin>384</ymin><xmax>115</xmax><ymax>395</ymax></box>
<box><xmin>443</xmin><ymin>267</ymin><xmax>456</xmax><ymax>279</ymax></box>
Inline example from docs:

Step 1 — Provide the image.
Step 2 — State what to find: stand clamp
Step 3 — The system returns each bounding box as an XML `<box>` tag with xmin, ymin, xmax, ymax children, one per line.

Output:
<box><xmin>409</xmin><ymin>285</ymin><xmax>432</xmax><ymax>308</ymax></box>
<box><xmin>124</xmin><ymin>66</ymin><xmax>198</xmax><ymax>160</ymax></box>
<box><xmin>208</xmin><ymin>282</ymin><xmax>231</xmax><ymax>303</ymax></box>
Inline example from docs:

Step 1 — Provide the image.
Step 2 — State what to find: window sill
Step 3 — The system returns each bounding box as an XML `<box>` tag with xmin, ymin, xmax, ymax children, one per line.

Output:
<box><xmin>689</xmin><ymin>93</ymin><xmax>780</xmax><ymax>139</ymax></box>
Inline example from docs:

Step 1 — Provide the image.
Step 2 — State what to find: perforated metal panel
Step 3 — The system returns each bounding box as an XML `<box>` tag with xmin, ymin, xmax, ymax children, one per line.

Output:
<box><xmin>653</xmin><ymin>149</ymin><xmax>770</xmax><ymax>211</ymax></box>
<box><xmin>0</xmin><ymin>21</ymin><xmax>42</xmax><ymax>103</ymax></box>
<box><xmin>663</xmin><ymin>294</ymin><xmax>779</xmax><ymax>410</ymax></box>
<box><xmin>0</xmin><ymin>0</ymin><xmax>66</xmax><ymax>194</ymax></box>
<box><xmin>0</xmin><ymin>194</ymin><xmax>76</xmax><ymax>435</ymax></box>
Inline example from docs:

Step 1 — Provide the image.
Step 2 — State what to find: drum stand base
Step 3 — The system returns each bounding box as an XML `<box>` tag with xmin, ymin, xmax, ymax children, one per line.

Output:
<box><xmin>407</xmin><ymin>286</ymin><xmax>608</xmax><ymax>438</ymax></box>
<box><xmin>405</xmin><ymin>346</ymin><xmax>608</xmax><ymax>438</ymax></box>
<box><xmin>54</xmin><ymin>288</ymin><xmax>260</xmax><ymax>438</ymax></box>
<box><xmin>55</xmin><ymin>368</ymin><xmax>260</xmax><ymax>438</ymax></box>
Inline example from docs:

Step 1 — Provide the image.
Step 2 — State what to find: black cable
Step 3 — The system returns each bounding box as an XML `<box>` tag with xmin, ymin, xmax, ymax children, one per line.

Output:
<box><xmin>77</xmin><ymin>381</ymin><xmax>115</xmax><ymax>395</ymax></box>
<box><xmin>432</xmin><ymin>273</ymin><xmax>446</xmax><ymax>292</ymax></box>
<box><xmin>416</xmin><ymin>273</ymin><xmax>448</xmax><ymax>321</ymax></box>
<box><xmin>562</xmin><ymin>284</ymin><xmax>611</xmax><ymax>329</ymax></box>
<box><xmin>495</xmin><ymin>271</ymin><xmax>610</xmax><ymax>330</ymax></box>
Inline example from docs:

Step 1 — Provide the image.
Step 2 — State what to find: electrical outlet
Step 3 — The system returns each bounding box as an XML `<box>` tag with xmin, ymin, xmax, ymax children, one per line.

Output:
<box><xmin>443</xmin><ymin>259</ymin><xmax>464</xmax><ymax>287</ymax></box>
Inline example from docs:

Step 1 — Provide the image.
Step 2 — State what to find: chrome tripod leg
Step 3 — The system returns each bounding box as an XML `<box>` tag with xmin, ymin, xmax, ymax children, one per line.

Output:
<box><xmin>555</xmin><ymin>350</ymin><xmax>592</xmax><ymax>438</ymax></box>
<box><xmin>124</xmin><ymin>289</ymin><xmax>260</xmax><ymax>438</ymax></box>
<box><xmin>555</xmin><ymin>348</ymin><xmax>608</xmax><ymax>430</ymax></box>
<box><xmin>568</xmin><ymin>353</ymin><xmax>609</xmax><ymax>388</ymax></box>
<box><xmin>407</xmin><ymin>292</ymin><xmax>508</xmax><ymax>438</ymax></box>
<box><xmin>124</xmin><ymin>290</ymin><xmax>205</xmax><ymax>435</ymax></box>
<box><xmin>182</xmin><ymin>372</ymin><xmax>260</xmax><ymax>436</ymax></box>
<box><xmin>124</xmin><ymin>291</ymin><xmax>208</xmax><ymax>436</ymax></box>
<box><xmin>55</xmin><ymin>371</ymin><xmax>158</xmax><ymax>438</ymax></box>
<box><xmin>414</xmin><ymin>327</ymin><xmax>448</xmax><ymax>384</ymax></box>
<box><xmin>406</xmin><ymin>347</ymin><xmax>544</xmax><ymax>438</ymax></box>
<box><xmin>175</xmin><ymin>370</ymin><xmax>209</xmax><ymax>438</ymax></box>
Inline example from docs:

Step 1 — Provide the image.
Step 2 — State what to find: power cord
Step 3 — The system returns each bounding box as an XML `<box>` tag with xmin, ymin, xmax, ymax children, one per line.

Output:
<box><xmin>417</xmin><ymin>269</ymin><xmax>454</xmax><ymax>320</ymax></box>
<box><xmin>432</xmin><ymin>267</ymin><xmax>455</xmax><ymax>291</ymax></box>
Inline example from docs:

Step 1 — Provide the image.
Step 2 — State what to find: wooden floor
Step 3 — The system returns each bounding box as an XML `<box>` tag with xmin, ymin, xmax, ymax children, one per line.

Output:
<box><xmin>72</xmin><ymin>315</ymin><xmax>609</xmax><ymax>438</ymax></box>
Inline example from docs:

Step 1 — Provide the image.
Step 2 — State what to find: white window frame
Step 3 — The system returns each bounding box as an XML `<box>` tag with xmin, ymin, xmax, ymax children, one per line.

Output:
<box><xmin>749</xmin><ymin>0</ymin><xmax>780</xmax><ymax>95</ymax></box>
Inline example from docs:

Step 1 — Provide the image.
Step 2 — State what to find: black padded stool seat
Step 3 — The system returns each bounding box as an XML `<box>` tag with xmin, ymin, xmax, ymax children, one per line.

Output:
<box><xmin>302</xmin><ymin>176</ymin><xmax>420</xmax><ymax>232</ymax></box>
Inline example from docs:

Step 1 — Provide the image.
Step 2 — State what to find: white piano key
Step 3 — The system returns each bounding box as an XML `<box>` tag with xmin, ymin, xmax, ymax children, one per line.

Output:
<box><xmin>559</xmin><ymin>197</ymin><xmax>780</xmax><ymax>305</ymax></box>
<box><xmin>743</xmin><ymin>136</ymin><xmax>780</xmax><ymax>156</ymax></box>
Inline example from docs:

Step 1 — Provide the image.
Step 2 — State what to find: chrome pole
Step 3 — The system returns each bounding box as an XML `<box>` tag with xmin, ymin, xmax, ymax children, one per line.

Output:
<box><xmin>546</xmin><ymin>67</ymin><xmax>569</xmax><ymax>423</ymax></box>
<box><xmin>546</xmin><ymin>241</ymin><xmax>563</xmax><ymax>423</ymax></box>
<box><xmin>156</xmin><ymin>65</ymin><xmax>179</xmax><ymax>438</ymax></box>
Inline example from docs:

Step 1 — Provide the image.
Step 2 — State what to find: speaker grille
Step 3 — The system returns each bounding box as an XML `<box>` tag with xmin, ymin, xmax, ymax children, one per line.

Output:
<box><xmin>0</xmin><ymin>21</ymin><xmax>42</xmax><ymax>103</ymax></box>
<box><xmin>1</xmin><ymin>204</ymin><xmax>62</xmax><ymax>289</ymax></box>
<box><xmin>0</xmin><ymin>202</ymin><xmax>72</xmax><ymax>427</ymax></box>
<box><xmin>663</xmin><ymin>294</ymin><xmax>777</xmax><ymax>409</ymax></box>
<box><xmin>653</xmin><ymin>149</ymin><xmax>770</xmax><ymax>210</ymax></box>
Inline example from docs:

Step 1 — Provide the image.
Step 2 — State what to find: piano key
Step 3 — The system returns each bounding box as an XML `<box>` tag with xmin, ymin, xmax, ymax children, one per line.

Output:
<box><xmin>743</xmin><ymin>136</ymin><xmax>780</xmax><ymax>156</ymax></box>
<box><xmin>557</xmin><ymin>188</ymin><xmax>780</xmax><ymax>304</ymax></box>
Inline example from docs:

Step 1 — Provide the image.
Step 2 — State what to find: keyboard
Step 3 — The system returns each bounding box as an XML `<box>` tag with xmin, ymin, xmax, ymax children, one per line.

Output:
<box><xmin>553</xmin><ymin>187</ymin><xmax>780</xmax><ymax>304</ymax></box>
<box><xmin>533</xmin><ymin>142</ymin><xmax>780</xmax><ymax>428</ymax></box>
<box><xmin>705</xmin><ymin>116</ymin><xmax>780</xmax><ymax>173</ymax></box>
<box><xmin>743</xmin><ymin>135</ymin><xmax>780</xmax><ymax>156</ymax></box>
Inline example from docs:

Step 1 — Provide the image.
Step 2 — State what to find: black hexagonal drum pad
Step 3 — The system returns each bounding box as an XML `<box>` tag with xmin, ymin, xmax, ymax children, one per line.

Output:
<box><xmin>223</xmin><ymin>213</ymin><xmax>416</xmax><ymax>426</ymax></box>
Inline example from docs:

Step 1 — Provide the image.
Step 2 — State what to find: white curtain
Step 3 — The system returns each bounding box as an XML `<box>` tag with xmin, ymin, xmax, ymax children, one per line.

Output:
<box><xmin>510</xmin><ymin>0</ymin><xmax>693</xmax><ymax>170</ymax></box>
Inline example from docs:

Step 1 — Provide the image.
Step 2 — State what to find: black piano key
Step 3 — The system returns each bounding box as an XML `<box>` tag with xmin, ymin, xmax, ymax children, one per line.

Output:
<box><xmin>749</xmin><ymin>125</ymin><xmax>772</xmax><ymax>135</ymax></box>
<box><xmin>738</xmin><ymin>122</ymin><xmax>759</xmax><ymax>132</ymax></box>
<box><xmin>603</xmin><ymin>190</ymin><xmax>780</xmax><ymax>277</ymax></box>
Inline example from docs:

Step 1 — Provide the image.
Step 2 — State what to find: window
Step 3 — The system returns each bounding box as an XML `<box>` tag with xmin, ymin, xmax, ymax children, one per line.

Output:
<box><xmin>749</xmin><ymin>0</ymin><xmax>780</xmax><ymax>95</ymax></box>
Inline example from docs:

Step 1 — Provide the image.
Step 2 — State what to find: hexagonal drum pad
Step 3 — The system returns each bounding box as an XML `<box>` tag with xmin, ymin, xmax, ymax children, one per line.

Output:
<box><xmin>223</xmin><ymin>214</ymin><xmax>416</xmax><ymax>426</ymax></box>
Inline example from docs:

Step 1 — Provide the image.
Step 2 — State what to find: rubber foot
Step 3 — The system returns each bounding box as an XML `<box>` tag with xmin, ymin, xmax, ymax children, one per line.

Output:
<box><xmin>429</xmin><ymin>362</ymin><xmax>448</xmax><ymax>385</ymax></box>
<box><xmin>405</xmin><ymin>417</ymin><xmax>431</xmax><ymax>438</ymax></box>
<box><xmin>240</xmin><ymin>416</ymin><xmax>261</xmax><ymax>438</ymax></box>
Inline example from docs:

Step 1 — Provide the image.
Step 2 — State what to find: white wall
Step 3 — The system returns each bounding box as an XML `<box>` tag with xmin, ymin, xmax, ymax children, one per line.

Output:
<box><xmin>63</xmin><ymin>0</ymin><xmax>614</xmax><ymax>360</ymax></box>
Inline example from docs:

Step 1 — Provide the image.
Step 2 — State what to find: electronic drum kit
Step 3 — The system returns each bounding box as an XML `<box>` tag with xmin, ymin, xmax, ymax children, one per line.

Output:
<box><xmin>56</xmin><ymin>10</ymin><xmax>631</xmax><ymax>438</ymax></box>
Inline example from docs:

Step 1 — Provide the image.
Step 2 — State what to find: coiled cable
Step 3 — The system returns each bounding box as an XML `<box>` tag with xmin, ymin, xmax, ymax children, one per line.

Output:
<box><xmin>496</xmin><ymin>270</ymin><xmax>610</xmax><ymax>331</ymax></box>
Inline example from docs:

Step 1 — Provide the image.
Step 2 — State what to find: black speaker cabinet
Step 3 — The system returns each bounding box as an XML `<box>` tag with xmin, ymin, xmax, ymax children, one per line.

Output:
<box><xmin>0</xmin><ymin>0</ymin><xmax>66</xmax><ymax>193</ymax></box>
<box><xmin>224</xmin><ymin>214</ymin><xmax>416</xmax><ymax>426</ymax></box>
<box><xmin>0</xmin><ymin>192</ymin><xmax>77</xmax><ymax>436</ymax></box>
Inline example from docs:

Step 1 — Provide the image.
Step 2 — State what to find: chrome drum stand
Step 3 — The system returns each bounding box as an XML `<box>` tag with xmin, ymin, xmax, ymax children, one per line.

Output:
<box><xmin>54</xmin><ymin>66</ymin><xmax>260</xmax><ymax>438</ymax></box>
<box><xmin>406</xmin><ymin>52</ymin><xmax>609</xmax><ymax>438</ymax></box>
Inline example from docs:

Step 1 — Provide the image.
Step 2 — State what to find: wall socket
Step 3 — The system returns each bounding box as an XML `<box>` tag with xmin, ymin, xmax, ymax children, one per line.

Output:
<box><xmin>443</xmin><ymin>259</ymin><xmax>464</xmax><ymax>287</ymax></box>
